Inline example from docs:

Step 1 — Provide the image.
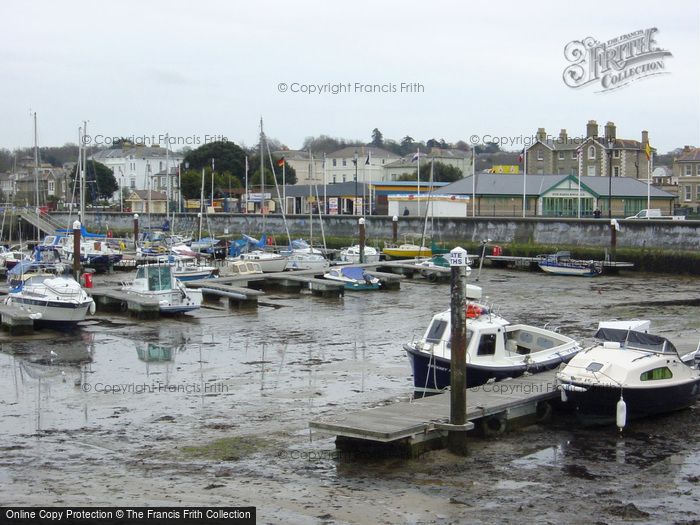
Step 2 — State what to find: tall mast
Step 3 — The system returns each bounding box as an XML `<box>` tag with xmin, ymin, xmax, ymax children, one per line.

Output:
<box><xmin>260</xmin><ymin>117</ymin><xmax>265</xmax><ymax>230</ymax></box>
<box><xmin>81</xmin><ymin>120</ymin><xmax>87</xmax><ymax>222</ymax></box>
<box><xmin>33</xmin><ymin>112</ymin><xmax>39</xmax><ymax>240</ymax></box>
<box><xmin>165</xmin><ymin>134</ymin><xmax>170</xmax><ymax>222</ymax></box>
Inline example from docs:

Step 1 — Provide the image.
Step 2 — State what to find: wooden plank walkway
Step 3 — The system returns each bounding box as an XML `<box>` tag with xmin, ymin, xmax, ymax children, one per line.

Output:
<box><xmin>484</xmin><ymin>255</ymin><xmax>634</xmax><ymax>270</ymax></box>
<box><xmin>310</xmin><ymin>370</ymin><xmax>558</xmax><ymax>443</ymax></box>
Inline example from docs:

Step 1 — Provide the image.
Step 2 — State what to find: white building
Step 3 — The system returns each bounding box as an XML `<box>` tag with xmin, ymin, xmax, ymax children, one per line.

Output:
<box><xmin>90</xmin><ymin>145</ymin><xmax>183</xmax><ymax>199</ymax></box>
<box><xmin>325</xmin><ymin>146</ymin><xmax>400</xmax><ymax>185</ymax></box>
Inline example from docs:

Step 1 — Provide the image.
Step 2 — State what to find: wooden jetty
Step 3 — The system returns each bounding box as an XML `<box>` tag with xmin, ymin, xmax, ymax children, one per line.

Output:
<box><xmin>310</xmin><ymin>370</ymin><xmax>559</xmax><ymax>457</ymax></box>
<box><xmin>183</xmin><ymin>280</ymin><xmax>265</xmax><ymax>307</ymax></box>
<box><xmin>89</xmin><ymin>288</ymin><xmax>162</xmax><ymax>319</ymax></box>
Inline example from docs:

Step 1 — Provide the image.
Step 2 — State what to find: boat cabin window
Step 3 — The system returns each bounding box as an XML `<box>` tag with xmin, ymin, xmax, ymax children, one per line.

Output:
<box><xmin>640</xmin><ymin>367</ymin><xmax>673</xmax><ymax>381</ymax></box>
<box><xmin>426</xmin><ymin>320</ymin><xmax>448</xmax><ymax>343</ymax></box>
<box><xmin>586</xmin><ymin>362</ymin><xmax>604</xmax><ymax>372</ymax></box>
<box><xmin>477</xmin><ymin>333</ymin><xmax>497</xmax><ymax>356</ymax></box>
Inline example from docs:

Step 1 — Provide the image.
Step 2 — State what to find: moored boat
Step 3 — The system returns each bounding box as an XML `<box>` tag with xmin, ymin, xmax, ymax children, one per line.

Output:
<box><xmin>323</xmin><ymin>266</ymin><xmax>381</xmax><ymax>290</ymax></box>
<box><xmin>123</xmin><ymin>263</ymin><xmax>202</xmax><ymax>314</ymax></box>
<box><xmin>338</xmin><ymin>245</ymin><xmax>380</xmax><ymax>264</ymax></box>
<box><xmin>405</xmin><ymin>285</ymin><xmax>581</xmax><ymax>394</ymax></box>
<box><xmin>537</xmin><ymin>251</ymin><xmax>602</xmax><ymax>277</ymax></box>
<box><xmin>556</xmin><ymin>320</ymin><xmax>700</xmax><ymax>427</ymax></box>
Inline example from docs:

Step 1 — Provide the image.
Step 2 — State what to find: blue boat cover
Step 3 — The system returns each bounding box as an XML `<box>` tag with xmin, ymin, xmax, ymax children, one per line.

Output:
<box><xmin>342</xmin><ymin>266</ymin><xmax>366</xmax><ymax>280</ymax></box>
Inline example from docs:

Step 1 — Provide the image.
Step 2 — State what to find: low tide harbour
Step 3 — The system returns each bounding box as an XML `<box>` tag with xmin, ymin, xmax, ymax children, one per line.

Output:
<box><xmin>1</xmin><ymin>267</ymin><xmax>699</xmax><ymax>524</ymax></box>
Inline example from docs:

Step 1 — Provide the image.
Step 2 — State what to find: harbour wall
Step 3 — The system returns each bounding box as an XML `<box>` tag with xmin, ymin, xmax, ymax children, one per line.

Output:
<box><xmin>41</xmin><ymin>212</ymin><xmax>700</xmax><ymax>251</ymax></box>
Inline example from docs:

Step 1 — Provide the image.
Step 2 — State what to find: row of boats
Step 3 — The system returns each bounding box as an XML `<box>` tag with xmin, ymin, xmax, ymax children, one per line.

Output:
<box><xmin>406</xmin><ymin>285</ymin><xmax>700</xmax><ymax>428</ymax></box>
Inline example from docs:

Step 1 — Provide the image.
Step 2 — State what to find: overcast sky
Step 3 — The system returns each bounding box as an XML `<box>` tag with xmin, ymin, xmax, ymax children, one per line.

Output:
<box><xmin>2</xmin><ymin>0</ymin><xmax>698</xmax><ymax>153</ymax></box>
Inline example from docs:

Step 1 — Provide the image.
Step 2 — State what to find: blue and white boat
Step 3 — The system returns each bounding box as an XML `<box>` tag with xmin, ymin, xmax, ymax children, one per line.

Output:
<box><xmin>405</xmin><ymin>286</ymin><xmax>581</xmax><ymax>394</ymax></box>
<box><xmin>323</xmin><ymin>266</ymin><xmax>381</xmax><ymax>290</ymax></box>
<box><xmin>170</xmin><ymin>258</ymin><xmax>218</xmax><ymax>281</ymax></box>
<box><xmin>4</xmin><ymin>249</ymin><xmax>95</xmax><ymax>324</ymax></box>
<box><xmin>537</xmin><ymin>251</ymin><xmax>602</xmax><ymax>277</ymax></box>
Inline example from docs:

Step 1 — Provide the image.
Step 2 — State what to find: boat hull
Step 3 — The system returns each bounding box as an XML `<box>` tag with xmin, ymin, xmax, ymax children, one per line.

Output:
<box><xmin>538</xmin><ymin>262</ymin><xmax>600</xmax><ymax>277</ymax></box>
<box><xmin>5</xmin><ymin>296</ymin><xmax>93</xmax><ymax>323</ymax></box>
<box><xmin>382</xmin><ymin>247</ymin><xmax>432</xmax><ymax>259</ymax></box>
<box><xmin>560</xmin><ymin>379</ymin><xmax>700</xmax><ymax>425</ymax></box>
<box><xmin>405</xmin><ymin>344</ymin><xmax>572</xmax><ymax>394</ymax></box>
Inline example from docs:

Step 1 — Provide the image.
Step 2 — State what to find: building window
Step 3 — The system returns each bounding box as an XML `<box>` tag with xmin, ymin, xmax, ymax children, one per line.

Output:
<box><xmin>686</xmin><ymin>165</ymin><xmax>693</xmax><ymax>176</ymax></box>
<box><xmin>613</xmin><ymin>166</ymin><xmax>620</xmax><ymax>177</ymax></box>
<box><xmin>588</xmin><ymin>146</ymin><xmax>596</xmax><ymax>160</ymax></box>
<box><xmin>332</xmin><ymin>159</ymin><xmax>337</xmax><ymax>167</ymax></box>
<box><xmin>571</xmin><ymin>168</ymin><xmax>577</xmax><ymax>176</ymax></box>
<box><xmin>332</xmin><ymin>175</ymin><xmax>336</xmax><ymax>183</ymax></box>
<box><xmin>587</xmin><ymin>165</ymin><xmax>596</xmax><ymax>177</ymax></box>
<box><xmin>536</xmin><ymin>149</ymin><xmax>543</xmax><ymax>161</ymax></box>
<box><xmin>571</xmin><ymin>151</ymin><xmax>577</xmax><ymax>160</ymax></box>
<box><xmin>130</xmin><ymin>178</ymin><xmax>136</xmax><ymax>189</ymax></box>
<box><xmin>342</xmin><ymin>159</ymin><xmax>347</xmax><ymax>167</ymax></box>
<box><xmin>47</xmin><ymin>180</ymin><xmax>55</xmax><ymax>194</ymax></box>
<box><xmin>342</xmin><ymin>174</ymin><xmax>346</xmax><ymax>182</ymax></box>
<box><xmin>696</xmin><ymin>186</ymin><xmax>700</xmax><ymax>201</ymax></box>
<box><xmin>558</xmin><ymin>168</ymin><xmax>565</xmax><ymax>174</ymax></box>
<box><xmin>613</xmin><ymin>149</ymin><xmax>620</xmax><ymax>158</ymax></box>
<box><xmin>684</xmin><ymin>185</ymin><xmax>692</xmax><ymax>201</ymax></box>
<box><xmin>558</xmin><ymin>151</ymin><xmax>564</xmax><ymax>160</ymax></box>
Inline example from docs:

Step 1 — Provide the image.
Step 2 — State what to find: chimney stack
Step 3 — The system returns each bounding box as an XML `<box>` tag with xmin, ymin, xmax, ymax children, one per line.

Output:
<box><xmin>536</xmin><ymin>128</ymin><xmax>547</xmax><ymax>142</ymax></box>
<box><xmin>586</xmin><ymin>120</ymin><xmax>598</xmax><ymax>138</ymax></box>
<box><xmin>604</xmin><ymin>122</ymin><xmax>616</xmax><ymax>142</ymax></box>
<box><xmin>641</xmin><ymin>130</ymin><xmax>649</xmax><ymax>146</ymax></box>
<box><xmin>559</xmin><ymin>129</ymin><xmax>568</xmax><ymax>142</ymax></box>
<box><xmin>683</xmin><ymin>145</ymin><xmax>692</xmax><ymax>152</ymax></box>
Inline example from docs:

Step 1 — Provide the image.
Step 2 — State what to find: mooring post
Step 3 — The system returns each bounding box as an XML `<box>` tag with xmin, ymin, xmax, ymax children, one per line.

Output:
<box><xmin>359</xmin><ymin>217</ymin><xmax>366</xmax><ymax>264</ymax></box>
<box><xmin>73</xmin><ymin>220</ymin><xmax>81</xmax><ymax>281</ymax></box>
<box><xmin>610</xmin><ymin>219</ymin><xmax>618</xmax><ymax>261</ymax></box>
<box><xmin>392</xmin><ymin>215</ymin><xmax>398</xmax><ymax>243</ymax></box>
<box><xmin>133</xmin><ymin>213</ymin><xmax>139</xmax><ymax>251</ymax></box>
<box><xmin>448</xmin><ymin>246</ymin><xmax>469</xmax><ymax>455</ymax></box>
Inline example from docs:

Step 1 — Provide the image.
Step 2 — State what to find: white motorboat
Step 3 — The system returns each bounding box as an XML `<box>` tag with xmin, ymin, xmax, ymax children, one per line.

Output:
<box><xmin>338</xmin><ymin>245</ymin><xmax>380</xmax><ymax>264</ymax></box>
<box><xmin>228</xmin><ymin>250</ymin><xmax>288</xmax><ymax>273</ymax></box>
<box><xmin>223</xmin><ymin>260</ymin><xmax>263</xmax><ymax>276</ymax></box>
<box><xmin>170</xmin><ymin>258</ymin><xmax>218</xmax><ymax>281</ymax></box>
<box><xmin>405</xmin><ymin>285</ymin><xmax>582</xmax><ymax>394</ymax></box>
<box><xmin>557</xmin><ymin>320</ymin><xmax>700</xmax><ymax>427</ymax></box>
<box><xmin>285</xmin><ymin>253</ymin><xmax>330</xmax><ymax>272</ymax></box>
<box><xmin>123</xmin><ymin>264</ymin><xmax>202</xmax><ymax>314</ymax></box>
<box><xmin>4</xmin><ymin>267</ymin><xmax>95</xmax><ymax>324</ymax></box>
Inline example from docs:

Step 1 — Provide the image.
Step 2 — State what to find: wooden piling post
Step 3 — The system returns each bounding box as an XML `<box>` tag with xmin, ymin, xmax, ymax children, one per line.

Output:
<box><xmin>448</xmin><ymin>246</ymin><xmax>469</xmax><ymax>456</ymax></box>
<box><xmin>133</xmin><ymin>213</ymin><xmax>139</xmax><ymax>251</ymax></box>
<box><xmin>359</xmin><ymin>217</ymin><xmax>366</xmax><ymax>264</ymax></box>
<box><xmin>392</xmin><ymin>215</ymin><xmax>398</xmax><ymax>243</ymax></box>
<box><xmin>72</xmin><ymin>220</ymin><xmax>81</xmax><ymax>281</ymax></box>
<box><xmin>610</xmin><ymin>219</ymin><xmax>618</xmax><ymax>261</ymax></box>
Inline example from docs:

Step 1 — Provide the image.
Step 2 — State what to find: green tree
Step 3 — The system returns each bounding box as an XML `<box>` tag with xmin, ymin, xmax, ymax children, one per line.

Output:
<box><xmin>249</xmin><ymin>157</ymin><xmax>297</xmax><ymax>186</ymax></box>
<box><xmin>371</xmin><ymin>128</ymin><xmax>384</xmax><ymax>147</ymax></box>
<box><xmin>396</xmin><ymin>161</ymin><xmax>462</xmax><ymax>183</ymax></box>
<box><xmin>70</xmin><ymin>160</ymin><xmax>118</xmax><ymax>204</ymax></box>
<box><xmin>183</xmin><ymin>140</ymin><xmax>247</xmax><ymax>187</ymax></box>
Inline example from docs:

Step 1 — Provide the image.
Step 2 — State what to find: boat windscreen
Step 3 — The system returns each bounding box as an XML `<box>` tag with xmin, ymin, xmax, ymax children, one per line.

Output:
<box><xmin>594</xmin><ymin>328</ymin><xmax>678</xmax><ymax>354</ymax></box>
<box><xmin>341</xmin><ymin>267</ymin><xmax>366</xmax><ymax>280</ymax></box>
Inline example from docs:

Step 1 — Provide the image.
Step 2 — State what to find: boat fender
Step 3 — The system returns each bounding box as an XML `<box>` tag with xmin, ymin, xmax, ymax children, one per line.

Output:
<box><xmin>120</xmin><ymin>301</ymin><xmax>128</xmax><ymax>313</ymax></box>
<box><xmin>88</xmin><ymin>300</ymin><xmax>96</xmax><ymax>316</ymax></box>
<box><xmin>5</xmin><ymin>297</ymin><xmax>11</xmax><ymax>306</ymax></box>
<box><xmin>560</xmin><ymin>386</ymin><xmax>568</xmax><ymax>403</ymax></box>
<box><xmin>482</xmin><ymin>414</ymin><xmax>507</xmax><ymax>436</ymax></box>
<box><xmin>616</xmin><ymin>395</ymin><xmax>627</xmax><ymax>431</ymax></box>
<box><xmin>428</xmin><ymin>272</ymin><xmax>438</xmax><ymax>283</ymax></box>
<box><xmin>536</xmin><ymin>401</ymin><xmax>552</xmax><ymax>423</ymax></box>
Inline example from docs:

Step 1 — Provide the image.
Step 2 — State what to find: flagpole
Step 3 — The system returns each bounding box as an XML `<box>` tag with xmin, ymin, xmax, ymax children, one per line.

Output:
<box><xmin>417</xmin><ymin>147</ymin><xmax>421</xmax><ymax>217</ymax></box>
<box><xmin>471</xmin><ymin>148</ymin><xmax>476</xmax><ymax>217</ymax></box>
<box><xmin>282</xmin><ymin>160</ymin><xmax>286</xmax><ymax>213</ymax></box>
<box><xmin>323</xmin><ymin>153</ymin><xmax>327</xmax><ymax>216</ymax></box>
<box><xmin>244</xmin><ymin>155</ymin><xmax>249</xmax><ymax>214</ymax></box>
<box><xmin>647</xmin><ymin>152</ymin><xmax>653</xmax><ymax>211</ymax></box>
<box><xmin>522</xmin><ymin>147</ymin><xmax>527</xmax><ymax>218</ymax></box>
<box><xmin>577</xmin><ymin>147</ymin><xmax>582</xmax><ymax>218</ymax></box>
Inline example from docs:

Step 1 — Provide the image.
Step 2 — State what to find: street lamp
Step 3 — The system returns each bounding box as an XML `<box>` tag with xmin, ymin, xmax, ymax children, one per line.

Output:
<box><xmin>607</xmin><ymin>138</ymin><xmax>614</xmax><ymax>219</ymax></box>
<box><xmin>353</xmin><ymin>150</ymin><xmax>358</xmax><ymax>215</ymax></box>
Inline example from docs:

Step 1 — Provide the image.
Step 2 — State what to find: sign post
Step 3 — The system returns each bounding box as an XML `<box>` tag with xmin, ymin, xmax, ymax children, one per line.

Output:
<box><xmin>448</xmin><ymin>246</ymin><xmax>469</xmax><ymax>455</ymax></box>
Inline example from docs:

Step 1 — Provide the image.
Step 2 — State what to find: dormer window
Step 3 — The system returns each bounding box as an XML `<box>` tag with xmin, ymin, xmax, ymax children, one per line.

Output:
<box><xmin>588</xmin><ymin>146</ymin><xmax>596</xmax><ymax>160</ymax></box>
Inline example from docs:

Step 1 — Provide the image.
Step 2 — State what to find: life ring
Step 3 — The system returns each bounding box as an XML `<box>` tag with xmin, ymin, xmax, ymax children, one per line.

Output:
<box><xmin>107</xmin><ymin>230</ymin><xmax>113</xmax><ymax>238</ymax></box>
<box><xmin>267</xmin><ymin>236</ymin><xmax>275</xmax><ymax>246</ymax></box>
<box><xmin>482</xmin><ymin>414</ymin><xmax>507</xmax><ymax>436</ymax></box>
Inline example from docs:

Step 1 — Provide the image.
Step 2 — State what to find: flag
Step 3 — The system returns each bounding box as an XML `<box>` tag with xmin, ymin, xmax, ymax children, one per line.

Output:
<box><xmin>411</xmin><ymin>152</ymin><xmax>423</xmax><ymax>162</ymax></box>
<box><xmin>365</xmin><ymin>152</ymin><xmax>371</xmax><ymax>165</ymax></box>
<box><xmin>518</xmin><ymin>149</ymin><xmax>524</xmax><ymax>163</ymax></box>
<box><xmin>277</xmin><ymin>157</ymin><xmax>285</xmax><ymax>167</ymax></box>
<box><xmin>644</xmin><ymin>142</ymin><xmax>651</xmax><ymax>161</ymax></box>
<box><xmin>575</xmin><ymin>144</ymin><xmax>583</xmax><ymax>158</ymax></box>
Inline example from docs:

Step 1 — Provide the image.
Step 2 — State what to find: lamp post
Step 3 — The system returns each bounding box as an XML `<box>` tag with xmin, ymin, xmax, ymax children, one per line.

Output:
<box><xmin>353</xmin><ymin>150</ymin><xmax>358</xmax><ymax>215</ymax></box>
<box><xmin>607</xmin><ymin>139</ymin><xmax>614</xmax><ymax>219</ymax></box>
